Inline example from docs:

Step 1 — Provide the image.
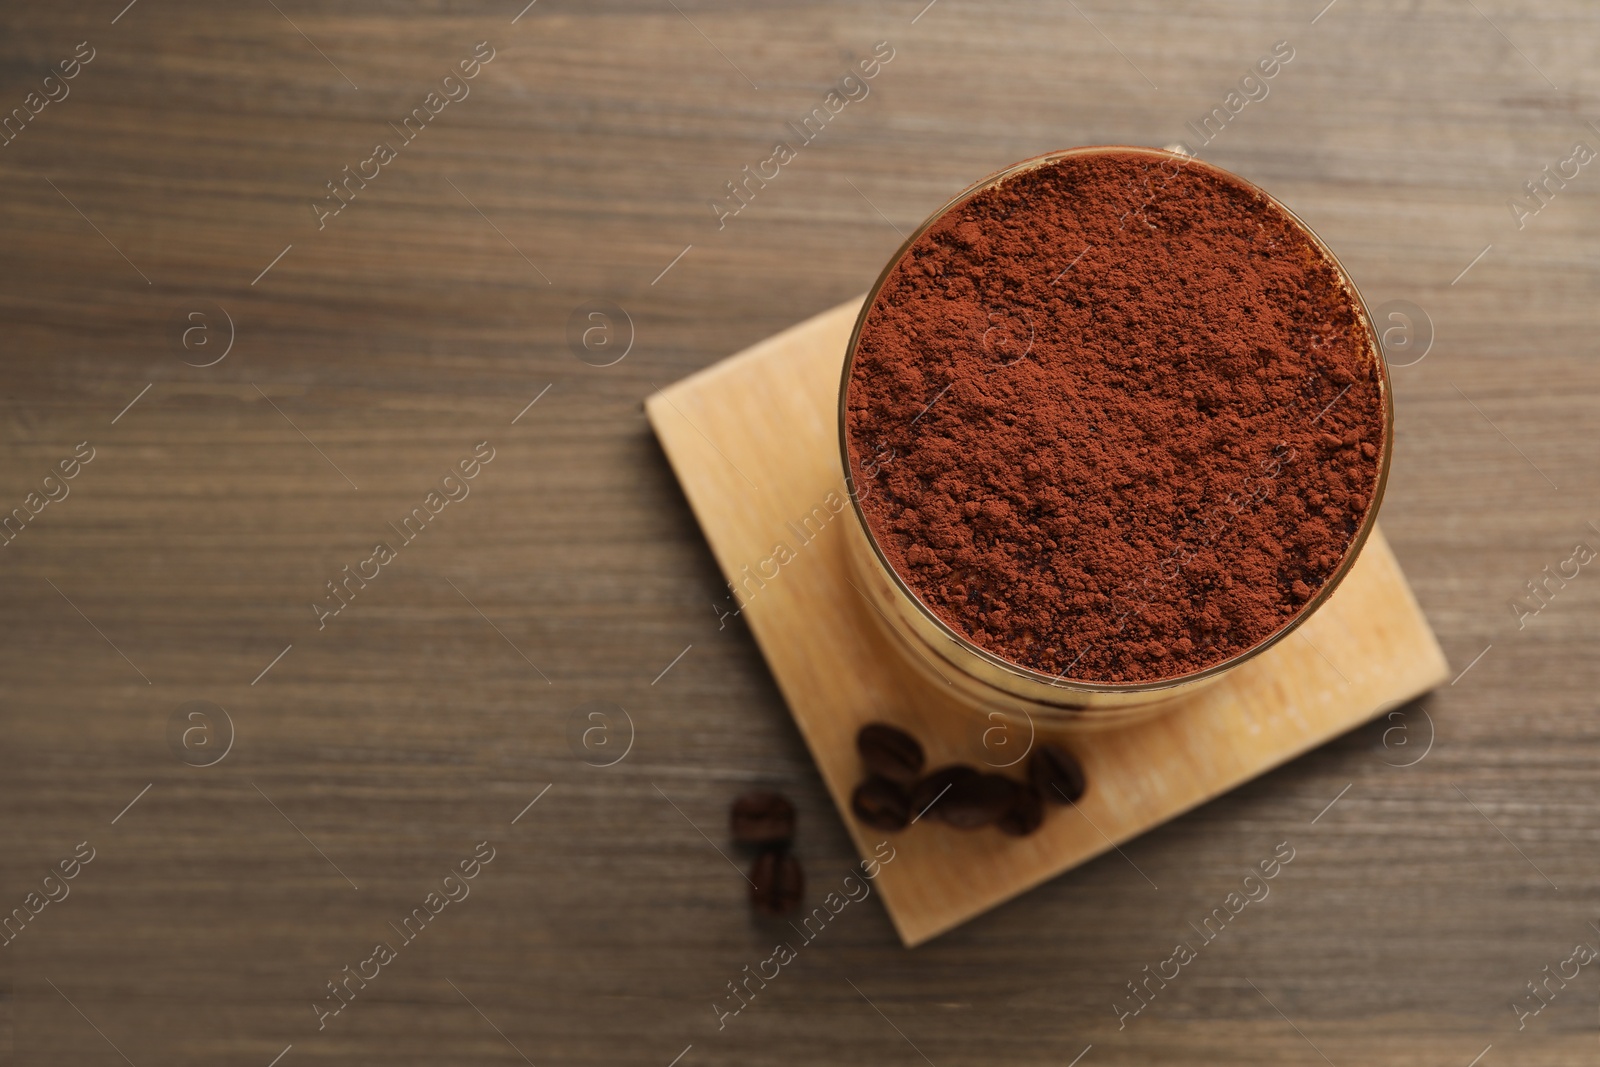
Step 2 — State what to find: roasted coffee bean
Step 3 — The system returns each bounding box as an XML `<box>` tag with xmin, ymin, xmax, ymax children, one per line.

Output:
<box><xmin>730</xmin><ymin>791</ymin><xmax>795</xmax><ymax>846</ymax></box>
<box><xmin>1029</xmin><ymin>743</ymin><xmax>1087</xmax><ymax>805</ymax></box>
<box><xmin>909</xmin><ymin>764</ymin><xmax>981</xmax><ymax>822</ymax></box>
<box><xmin>998</xmin><ymin>783</ymin><xmax>1045</xmax><ymax>836</ymax></box>
<box><xmin>851</xmin><ymin>776</ymin><xmax>911</xmax><ymax>831</ymax></box>
<box><xmin>749</xmin><ymin>848</ymin><xmax>804</xmax><ymax>916</ymax></box>
<box><xmin>941</xmin><ymin>772</ymin><xmax>1019</xmax><ymax>829</ymax></box>
<box><xmin>856</xmin><ymin>722</ymin><xmax>925</xmax><ymax>786</ymax></box>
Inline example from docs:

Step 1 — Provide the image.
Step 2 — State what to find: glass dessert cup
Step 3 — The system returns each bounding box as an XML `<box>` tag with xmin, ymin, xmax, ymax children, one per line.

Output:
<box><xmin>837</xmin><ymin>145</ymin><xmax>1393</xmax><ymax>732</ymax></box>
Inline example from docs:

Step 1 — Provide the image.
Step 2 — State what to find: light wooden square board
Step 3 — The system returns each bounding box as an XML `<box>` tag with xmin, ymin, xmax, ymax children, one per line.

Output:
<box><xmin>646</xmin><ymin>297</ymin><xmax>1451</xmax><ymax>947</ymax></box>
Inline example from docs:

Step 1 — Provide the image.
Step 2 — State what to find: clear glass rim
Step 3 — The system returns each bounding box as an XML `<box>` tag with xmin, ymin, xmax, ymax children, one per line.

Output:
<box><xmin>836</xmin><ymin>144</ymin><xmax>1395</xmax><ymax>697</ymax></box>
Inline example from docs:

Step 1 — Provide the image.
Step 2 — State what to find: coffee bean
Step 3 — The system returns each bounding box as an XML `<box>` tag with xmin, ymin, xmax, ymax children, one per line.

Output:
<box><xmin>730</xmin><ymin>791</ymin><xmax>795</xmax><ymax>846</ymax></box>
<box><xmin>909</xmin><ymin>764</ymin><xmax>981</xmax><ymax>822</ymax></box>
<box><xmin>998</xmin><ymin>784</ymin><xmax>1045</xmax><ymax>836</ymax></box>
<box><xmin>942</xmin><ymin>772</ymin><xmax>1019</xmax><ymax>829</ymax></box>
<box><xmin>856</xmin><ymin>722</ymin><xmax>925</xmax><ymax>787</ymax></box>
<box><xmin>851</xmin><ymin>775</ymin><xmax>911</xmax><ymax>831</ymax></box>
<box><xmin>1029</xmin><ymin>743</ymin><xmax>1087</xmax><ymax>805</ymax></box>
<box><xmin>749</xmin><ymin>848</ymin><xmax>804</xmax><ymax>916</ymax></box>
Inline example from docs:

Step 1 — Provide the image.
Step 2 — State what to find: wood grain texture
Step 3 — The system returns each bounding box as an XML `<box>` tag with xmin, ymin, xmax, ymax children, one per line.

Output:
<box><xmin>648</xmin><ymin>296</ymin><xmax>1450</xmax><ymax>947</ymax></box>
<box><xmin>1</xmin><ymin>0</ymin><xmax>1598</xmax><ymax>1064</ymax></box>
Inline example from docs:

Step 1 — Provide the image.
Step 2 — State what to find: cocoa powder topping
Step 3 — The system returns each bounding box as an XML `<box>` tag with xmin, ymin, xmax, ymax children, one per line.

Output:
<box><xmin>845</xmin><ymin>149</ymin><xmax>1386</xmax><ymax>683</ymax></box>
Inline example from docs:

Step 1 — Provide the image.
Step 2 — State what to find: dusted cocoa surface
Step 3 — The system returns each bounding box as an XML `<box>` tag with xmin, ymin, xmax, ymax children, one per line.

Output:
<box><xmin>845</xmin><ymin>150</ymin><xmax>1386</xmax><ymax>683</ymax></box>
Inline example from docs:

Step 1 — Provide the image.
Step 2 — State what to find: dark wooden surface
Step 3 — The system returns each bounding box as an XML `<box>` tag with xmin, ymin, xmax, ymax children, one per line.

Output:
<box><xmin>2</xmin><ymin>1</ymin><xmax>1598</xmax><ymax>1064</ymax></box>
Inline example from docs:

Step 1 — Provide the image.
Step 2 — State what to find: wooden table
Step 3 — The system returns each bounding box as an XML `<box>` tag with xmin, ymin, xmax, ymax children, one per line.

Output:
<box><xmin>2</xmin><ymin>1</ymin><xmax>1597</xmax><ymax>1064</ymax></box>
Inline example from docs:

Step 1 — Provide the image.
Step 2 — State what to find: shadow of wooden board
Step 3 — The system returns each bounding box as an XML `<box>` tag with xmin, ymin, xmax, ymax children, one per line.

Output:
<box><xmin>646</xmin><ymin>297</ymin><xmax>1451</xmax><ymax>947</ymax></box>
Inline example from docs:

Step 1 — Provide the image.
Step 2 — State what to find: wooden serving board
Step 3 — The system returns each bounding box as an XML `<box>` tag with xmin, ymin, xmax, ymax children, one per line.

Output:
<box><xmin>646</xmin><ymin>298</ymin><xmax>1451</xmax><ymax>947</ymax></box>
